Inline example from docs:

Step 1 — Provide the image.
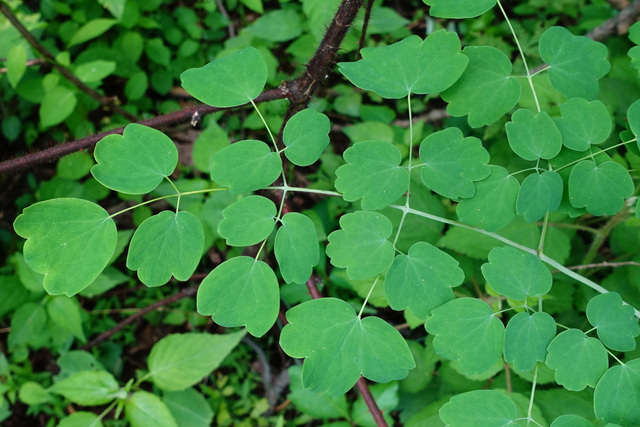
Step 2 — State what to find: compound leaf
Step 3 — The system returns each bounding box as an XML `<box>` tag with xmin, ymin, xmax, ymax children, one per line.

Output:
<box><xmin>539</xmin><ymin>26</ymin><xmax>610</xmax><ymax>100</ymax></box>
<box><xmin>126</xmin><ymin>391</ymin><xmax>177</xmax><ymax>427</ymax></box>
<box><xmin>218</xmin><ymin>196</ymin><xmax>276</xmax><ymax>246</ymax></box>
<box><xmin>439</xmin><ymin>390</ymin><xmax>517</xmax><ymax>427</ymax></box>
<box><xmin>283</xmin><ymin>108</ymin><xmax>330</xmax><ymax>166</ymax></box>
<box><xmin>456</xmin><ymin>166</ymin><xmax>519</xmax><ymax>231</ymax></box>
<box><xmin>148</xmin><ymin>331</ymin><xmax>246</xmax><ymax>391</ymax></box>
<box><xmin>335</xmin><ymin>141</ymin><xmax>408</xmax><ymax>210</ymax></box>
<box><xmin>586</xmin><ymin>292</ymin><xmax>640</xmax><ymax>352</ymax></box>
<box><xmin>545</xmin><ymin>329</ymin><xmax>608</xmax><ymax>391</ymax></box>
<box><xmin>568</xmin><ymin>160</ymin><xmax>633</xmax><ymax>216</ymax></box>
<box><xmin>425</xmin><ymin>298</ymin><xmax>504</xmax><ymax>375</ymax></box>
<box><xmin>91</xmin><ymin>124</ymin><xmax>177</xmax><ymax>195</ymax></box>
<box><xmin>279</xmin><ymin>298</ymin><xmax>415</xmax><ymax>395</ymax></box>
<box><xmin>481</xmin><ymin>246</ymin><xmax>552</xmax><ymax>300</ymax></box>
<box><xmin>505</xmin><ymin>109</ymin><xmax>562</xmax><ymax>161</ymax></box>
<box><xmin>516</xmin><ymin>171</ymin><xmax>563</xmax><ymax>223</ymax></box>
<box><xmin>338</xmin><ymin>31</ymin><xmax>468</xmax><ymax>99</ymax></box>
<box><xmin>50</xmin><ymin>371</ymin><xmax>122</xmax><ymax>406</ymax></box>
<box><xmin>419</xmin><ymin>127</ymin><xmax>491</xmax><ymax>200</ymax></box>
<box><xmin>326</xmin><ymin>211</ymin><xmax>395</xmax><ymax>280</ymax></box>
<box><xmin>504</xmin><ymin>312</ymin><xmax>556</xmax><ymax>372</ymax></box>
<box><xmin>210</xmin><ymin>140</ymin><xmax>282</xmax><ymax>194</ymax></box>
<box><xmin>554</xmin><ymin>98</ymin><xmax>611</xmax><ymax>151</ymax></box>
<box><xmin>385</xmin><ymin>242</ymin><xmax>464</xmax><ymax>319</ymax></box>
<box><xmin>13</xmin><ymin>198</ymin><xmax>117</xmax><ymax>296</ymax></box>
<box><xmin>274</xmin><ymin>213</ymin><xmax>319</xmax><ymax>284</ymax></box>
<box><xmin>197</xmin><ymin>257</ymin><xmax>279</xmax><ymax>337</ymax></box>
<box><xmin>442</xmin><ymin>46</ymin><xmax>521</xmax><ymax>128</ymax></box>
<box><xmin>594</xmin><ymin>359</ymin><xmax>640</xmax><ymax>426</ymax></box>
<box><xmin>180</xmin><ymin>47</ymin><xmax>267</xmax><ymax>108</ymax></box>
<box><xmin>127</xmin><ymin>211</ymin><xmax>204</xmax><ymax>287</ymax></box>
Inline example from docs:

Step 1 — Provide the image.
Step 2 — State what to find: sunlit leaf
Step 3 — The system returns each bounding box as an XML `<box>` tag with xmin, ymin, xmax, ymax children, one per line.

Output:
<box><xmin>50</xmin><ymin>371</ymin><xmax>123</xmax><ymax>405</ymax></box>
<box><xmin>218</xmin><ymin>196</ymin><xmax>276</xmax><ymax>246</ymax></box>
<box><xmin>568</xmin><ymin>160</ymin><xmax>633</xmax><ymax>216</ymax></box>
<box><xmin>554</xmin><ymin>98</ymin><xmax>611</xmax><ymax>151</ymax></box>
<box><xmin>275</xmin><ymin>213</ymin><xmax>320</xmax><ymax>284</ymax></box>
<box><xmin>505</xmin><ymin>109</ymin><xmax>562</xmax><ymax>161</ymax></box>
<box><xmin>439</xmin><ymin>390</ymin><xmax>517</xmax><ymax>426</ymax></box>
<box><xmin>504</xmin><ymin>312</ymin><xmax>556</xmax><ymax>372</ymax></box>
<box><xmin>516</xmin><ymin>171</ymin><xmax>563</xmax><ymax>223</ymax></box>
<box><xmin>126</xmin><ymin>391</ymin><xmax>177</xmax><ymax>427</ymax></box>
<box><xmin>423</xmin><ymin>0</ymin><xmax>497</xmax><ymax>19</ymax></box>
<box><xmin>586</xmin><ymin>292</ymin><xmax>640</xmax><ymax>352</ymax></box>
<box><xmin>594</xmin><ymin>359</ymin><xmax>640</xmax><ymax>426</ymax></box>
<box><xmin>283</xmin><ymin>108</ymin><xmax>331</xmax><ymax>166</ymax></box>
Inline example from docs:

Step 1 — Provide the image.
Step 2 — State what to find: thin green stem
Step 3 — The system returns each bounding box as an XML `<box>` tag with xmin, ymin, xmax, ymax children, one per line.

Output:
<box><xmin>250</xmin><ymin>98</ymin><xmax>286</xmax><ymax>188</ymax></box>
<box><xmin>526</xmin><ymin>364</ymin><xmax>539</xmax><ymax>426</ymax></box>
<box><xmin>358</xmin><ymin>275</ymin><xmax>380</xmax><ymax>318</ymax></box>
<box><xmin>108</xmin><ymin>188</ymin><xmax>226</xmax><ymax>218</ymax></box>
<box><xmin>530</xmin><ymin>66</ymin><xmax>550</xmax><ymax>77</ymax></box>
<box><xmin>95</xmin><ymin>400</ymin><xmax>120</xmax><ymax>425</ymax></box>
<box><xmin>393</xmin><ymin>93</ymin><xmax>414</xmax><ymax>246</ymax></box>
<box><xmin>607</xmin><ymin>348</ymin><xmax>625</xmax><ymax>365</ymax></box>
<box><xmin>267</xmin><ymin>186</ymin><xmax>343</xmax><ymax>197</ymax></box>
<box><xmin>555</xmin><ymin>139</ymin><xmax>635</xmax><ymax>172</ymax></box>
<box><xmin>165</xmin><ymin>177</ymin><xmax>181</xmax><ymax>212</ymax></box>
<box><xmin>536</xmin><ymin>213</ymin><xmax>549</xmax><ymax>256</ymax></box>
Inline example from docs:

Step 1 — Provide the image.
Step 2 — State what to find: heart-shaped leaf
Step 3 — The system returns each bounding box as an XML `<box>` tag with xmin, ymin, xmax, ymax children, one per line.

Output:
<box><xmin>218</xmin><ymin>196</ymin><xmax>276</xmax><ymax>246</ymax></box>
<box><xmin>586</xmin><ymin>292</ymin><xmax>640</xmax><ymax>352</ymax></box>
<box><xmin>594</xmin><ymin>359</ymin><xmax>640</xmax><ymax>426</ymax></box>
<box><xmin>504</xmin><ymin>312</ymin><xmax>556</xmax><ymax>372</ymax></box>
<box><xmin>554</xmin><ymin>98</ymin><xmax>611</xmax><ymax>151</ymax></box>
<box><xmin>274</xmin><ymin>213</ymin><xmax>319</xmax><ymax>284</ymax></box>
<box><xmin>568</xmin><ymin>160</ymin><xmax>634</xmax><ymax>216</ymax></box>
<box><xmin>505</xmin><ymin>109</ymin><xmax>562</xmax><ymax>161</ymax></box>
<box><xmin>283</xmin><ymin>108</ymin><xmax>331</xmax><ymax>166</ymax></box>
<box><xmin>423</xmin><ymin>0</ymin><xmax>497</xmax><ymax>19</ymax></box>
<box><xmin>516</xmin><ymin>171</ymin><xmax>563</xmax><ymax>223</ymax></box>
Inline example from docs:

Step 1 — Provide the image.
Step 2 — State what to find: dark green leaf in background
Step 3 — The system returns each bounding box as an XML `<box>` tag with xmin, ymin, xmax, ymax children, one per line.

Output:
<box><xmin>423</xmin><ymin>0</ymin><xmax>497</xmax><ymax>19</ymax></box>
<box><xmin>39</xmin><ymin>86</ymin><xmax>77</xmax><ymax>128</ymax></box>
<box><xmin>505</xmin><ymin>109</ymin><xmax>562</xmax><ymax>161</ymax></box>
<box><xmin>554</xmin><ymin>98</ymin><xmax>611</xmax><ymax>151</ymax></box>
<box><xmin>245</xmin><ymin>9</ymin><xmax>302</xmax><ymax>42</ymax></box>
<box><xmin>504</xmin><ymin>312</ymin><xmax>556</xmax><ymax>372</ymax></box>
<box><xmin>516</xmin><ymin>171</ymin><xmax>563</xmax><ymax>222</ymax></box>
<box><xmin>287</xmin><ymin>365</ymin><xmax>349</xmax><ymax>420</ymax></box>
<box><xmin>568</xmin><ymin>160</ymin><xmax>633</xmax><ymax>216</ymax></box>
<box><xmin>68</xmin><ymin>18</ymin><xmax>117</xmax><ymax>47</ymax></box>
<box><xmin>275</xmin><ymin>213</ymin><xmax>319</xmax><ymax>284</ymax></box>
<box><xmin>283</xmin><ymin>108</ymin><xmax>331</xmax><ymax>166</ymax></box>
<box><xmin>218</xmin><ymin>196</ymin><xmax>276</xmax><ymax>246</ymax></box>
<box><xmin>439</xmin><ymin>390</ymin><xmax>517</xmax><ymax>426</ymax></box>
<box><xmin>586</xmin><ymin>292</ymin><xmax>640</xmax><ymax>352</ymax></box>
<box><xmin>163</xmin><ymin>388</ymin><xmax>214</xmax><ymax>427</ymax></box>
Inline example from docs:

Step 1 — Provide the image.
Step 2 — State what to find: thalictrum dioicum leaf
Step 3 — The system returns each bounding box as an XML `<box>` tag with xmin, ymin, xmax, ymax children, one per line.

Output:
<box><xmin>180</xmin><ymin>47</ymin><xmax>267</xmax><ymax>108</ymax></box>
<box><xmin>287</xmin><ymin>365</ymin><xmax>349</xmax><ymax>420</ymax></box>
<box><xmin>334</xmin><ymin>140</ymin><xmax>408</xmax><ymax>210</ymax></box>
<box><xmin>217</xmin><ymin>196</ymin><xmax>276</xmax><ymax>246</ymax></box>
<box><xmin>553</xmin><ymin>98</ymin><xmax>611</xmax><ymax>151</ymax></box>
<box><xmin>504</xmin><ymin>312</ymin><xmax>556</xmax><ymax>372</ymax></box>
<box><xmin>516</xmin><ymin>171</ymin><xmax>563</xmax><ymax>223</ymax></box>
<box><xmin>586</xmin><ymin>292</ymin><xmax>640</xmax><ymax>352</ymax></box>
<box><xmin>282</xmin><ymin>108</ymin><xmax>331</xmax><ymax>166</ymax></box>
<box><xmin>423</xmin><ymin>0</ymin><xmax>497</xmax><ymax>19</ymax></box>
<box><xmin>568</xmin><ymin>160</ymin><xmax>634</xmax><ymax>216</ymax></box>
<box><xmin>279</xmin><ymin>298</ymin><xmax>415</xmax><ymax>395</ymax></box>
<box><xmin>549</xmin><ymin>415</ymin><xmax>593</xmax><ymax>427</ymax></box>
<box><xmin>91</xmin><ymin>124</ymin><xmax>178</xmax><ymax>195</ymax></box>
<box><xmin>627</xmin><ymin>99</ymin><xmax>640</xmax><ymax>150</ymax></box>
<box><xmin>126</xmin><ymin>211</ymin><xmax>204</xmax><ymax>287</ymax></box>
<box><xmin>505</xmin><ymin>109</ymin><xmax>562</xmax><ymax>161</ymax></box>
<box><xmin>13</xmin><ymin>198</ymin><xmax>117</xmax><ymax>296</ymax></box>
<box><xmin>274</xmin><ymin>213</ymin><xmax>319</xmax><ymax>284</ymax></box>
<box><xmin>419</xmin><ymin>127</ymin><xmax>491</xmax><ymax>200</ymax></box>
<box><xmin>439</xmin><ymin>390</ymin><xmax>517</xmax><ymax>427</ymax></box>
<box><xmin>593</xmin><ymin>359</ymin><xmax>640</xmax><ymax>426</ymax></box>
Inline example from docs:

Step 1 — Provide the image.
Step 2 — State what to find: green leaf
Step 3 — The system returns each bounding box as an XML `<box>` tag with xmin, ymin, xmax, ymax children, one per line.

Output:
<box><xmin>442</xmin><ymin>46</ymin><xmax>521</xmax><ymax>128</ymax></box>
<box><xmin>504</xmin><ymin>312</ymin><xmax>556</xmax><ymax>372</ymax></box>
<box><xmin>180</xmin><ymin>47</ymin><xmax>267</xmax><ymax>108</ymax></box>
<box><xmin>275</xmin><ymin>213</ymin><xmax>320</xmax><ymax>284</ymax></box>
<box><xmin>439</xmin><ymin>390</ymin><xmax>517</xmax><ymax>426</ymax></box>
<box><xmin>423</xmin><ymin>0</ymin><xmax>497</xmax><ymax>19</ymax></box>
<box><xmin>385</xmin><ymin>242</ymin><xmax>464</xmax><ymax>319</ymax></box>
<box><xmin>283</xmin><ymin>108</ymin><xmax>331</xmax><ymax>166</ymax></box>
<box><xmin>594</xmin><ymin>359</ymin><xmax>640</xmax><ymax>426</ymax></box>
<box><xmin>8</xmin><ymin>302</ymin><xmax>47</xmax><ymax>351</ymax></box>
<box><xmin>18</xmin><ymin>381</ymin><xmax>50</xmax><ymax>405</ymax></box>
<box><xmin>68</xmin><ymin>18</ymin><xmax>117</xmax><ymax>47</ymax></box>
<box><xmin>539</xmin><ymin>26</ymin><xmax>610</xmax><ymax>100</ymax></box>
<box><xmin>92</xmin><ymin>124</ymin><xmax>178</xmax><ymax>194</ymax></box>
<box><xmin>545</xmin><ymin>329</ymin><xmax>608</xmax><ymax>391</ymax></box>
<box><xmin>58</xmin><ymin>412</ymin><xmax>104</xmax><ymax>427</ymax></box>
<box><xmin>554</xmin><ymin>98</ymin><xmax>611</xmax><ymax>151</ymax></box>
<box><xmin>279</xmin><ymin>298</ymin><xmax>415</xmax><ymax>395</ymax></box>
<box><xmin>218</xmin><ymin>196</ymin><xmax>276</xmax><ymax>246</ymax></box>
<box><xmin>287</xmin><ymin>365</ymin><xmax>349</xmax><ymax>419</ymax></box>
<box><xmin>425</xmin><ymin>298</ymin><xmax>504</xmax><ymax>375</ymax></box>
<box><xmin>7</xmin><ymin>44</ymin><xmax>27</xmax><ymax>88</ymax></box>
<box><xmin>126</xmin><ymin>391</ymin><xmax>178</xmax><ymax>427</ymax></box>
<box><xmin>586</xmin><ymin>292</ymin><xmax>640</xmax><ymax>352</ymax></box>
<box><xmin>338</xmin><ymin>31</ymin><xmax>468</xmax><ymax>99</ymax></box>
<box><xmin>46</xmin><ymin>296</ymin><xmax>86</xmax><ymax>343</ymax></box>
<box><xmin>326</xmin><ymin>211</ymin><xmax>395</xmax><ymax>280</ymax></box>
<box><xmin>57</xmin><ymin>151</ymin><xmax>95</xmax><ymax>180</ymax></box>
<box><xmin>209</xmin><ymin>140</ymin><xmax>282</xmax><ymax>194</ymax></box>
<box><xmin>456</xmin><ymin>166</ymin><xmax>520</xmax><ymax>231</ymax></box>
<box><xmin>127</xmin><ymin>211</ymin><xmax>204</xmax><ymax>287</ymax></box>
<box><xmin>50</xmin><ymin>371</ymin><xmax>122</xmax><ymax>405</ymax></box>
<box><xmin>549</xmin><ymin>414</ymin><xmax>592</xmax><ymax>427</ymax></box>
<box><xmin>481</xmin><ymin>246</ymin><xmax>552</xmax><ymax>300</ymax></box>
<box><xmin>197</xmin><ymin>257</ymin><xmax>279</xmax><ymax>337</ymax></box>
<box><xmin>568</xmin><ymin>160</ymin><xmax>634</xmax><ymax>216</ymax></box>
<box><xmin>39</xmin><ymin>86</ymin><xmax>77</xmax><ymax>128</ymax></box>
<box><xmin>163</xmin><ymin>388</ymin><xmax>214</xmax><ymax>427</ymax></box>
<box><xmin>334</xmin><ymin>141</ymin><xmax>408</xmax><ymax>210</ymax></box>
<box><xmin>419</xmin><ymin>127</ymin><xmax>491</xmax><ymax>199</ymax></box>
<box><xmin>516</xmin><ymin>171</ymin><xmax>563</xmax><ymax>223</ymax></box>
<box><xmin>74</xmin><ymin>60</ymin><xmax>116</xmax><ymax>83</ymax></box>
<box><xmin>627</xmin><ymin>99</ymin><xmax>640</xmax><ymax>149</ymax></box>
<box><xmin>14</xmin><ymin>198</ymin><xmax>118</xmax><ymax>296</ymax></box>
<box><xmin>148</xmin><ymin>331</ymin><xmax>245</xmax><ymax>391</ymax></box>
<box><xmin>505</xmin><ymin>109</ymin><xmax>562</xmax><ymax>161</ymax></box>
<box><xmin>245</xmin><ymin>9</ymin><xmax>302</xmax><ymax>42</ymax></box>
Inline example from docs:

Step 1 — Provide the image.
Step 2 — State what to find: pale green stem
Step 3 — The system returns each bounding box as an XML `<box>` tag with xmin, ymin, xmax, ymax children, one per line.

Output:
<box><xmin>555</xmin><ymin>139</ymin><xmax>634</xmax><ymax>173</ymax></box>
<box><xmin>536</xmin><ymin>212</ymin><xmax>549</xmax><ymax>256</ymax></box>
<box><xmin>607</xmin><ymin>349</ymin><xmax>625</xmax><ymax>365</ymax></box>
<box><xmin>526</xmin><ymin>364</ymin><xmax>539</xmax><ymax>426</ymax></box>
<box><xmin>358</xmin><ymin>275</ymin><xmax>380</xmax><ymax>318</ymax></box>
<box><xmin>393</xmin><ymin>93</ymin><xmax>414</xmax><ymax>246</ymax></box>
<box><xmin>165</xmin><ymin>177</ymin><xmax>181</xmax><ymax>212</ymax></box>
<box><xmin>250</xmin><ymin>98</ymin><xmax>287</xmax><ymax>188</ymax></box>
<box><xmin>108</xmin><ymin>188</ymin><xmax>226</xmax><ymax>218</ymax></box>
<box><xmin>267</xmin><ymin>186</ymin><xmax>343</xmax><ymax>197</ymax></box>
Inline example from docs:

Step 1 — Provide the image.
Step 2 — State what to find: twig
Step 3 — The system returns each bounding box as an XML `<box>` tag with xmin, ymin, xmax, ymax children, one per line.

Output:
<box><xmin>552</xmin><ymin>260</ymin><xmax>640</xmax><ymax>273</ymax></box>
<box><xmin>215</xmin><ymin>0</ymin><xmax>235</xmax><ymax>38</ymax></box>
<box><xmin>586</xmin><ymin>0</ymin><xmax>640</xmax><ymax>41</ymax></box>
<box><xmin>0</xmin><ymin>58</ymin><xmax>45</xmax><ymax>73</ymax></box>
<box><xmin>357</xmin><ymin>0</ymin><xmax>375</xmax><ymax>59</ymax></box>
<box><xmin>608</xmin><ymin>0</ymin><xmax>631</xmax><ymax>10</ymax></box>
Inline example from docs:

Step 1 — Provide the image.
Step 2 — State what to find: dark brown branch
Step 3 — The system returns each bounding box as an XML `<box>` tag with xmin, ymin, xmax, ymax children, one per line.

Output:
<box><xmin>357</xmin><ymin>0</ymin><xmax>376</xmax><ymax>59</ymax></box>
<box><xmin>586</xmin><ymin>0</ymin><xmax>640</xmax><ymax>41</ymax></box>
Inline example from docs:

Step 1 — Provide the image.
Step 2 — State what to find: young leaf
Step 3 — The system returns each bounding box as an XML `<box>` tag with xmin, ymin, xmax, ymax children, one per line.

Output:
<box><xmin>338</xmin><ymin>31</ymin><xmax>468</xmax><ymax>99</ymax></box>
<box><xmin>180</xmin><ymin>47</ymin><xmax>267</xmax><ymax>108</ymax></box>
<box><xmin>539</xmin><ymin>26</ymin><xmax>610</xmax><ymax>100</ymax></box>
<box><xmin>481</xmin><ymin>246</ymin><xmax>552</xmax><ymax>300</ymax></box>
<box><xmin>126</xmin><ymin>391</ymin><xmax>178</xmax><ymax>427</ymax></box>
<box><xmin>504</xmin><ymin>312</ymin><xmax>556</xmax><ymax>372</ymax></box>
<box><xmin>593</xmin><ymin>359</ymin><xmax>640</xmax><ymax>426</ymax></box>
<box><xmin>279</xmin><ymin>298</ymin><xmax>415</xmax><ymax>395</ymax></box>
<box><xmin>91</xmin><ymin>124</ymin><xmax>178</xmax><ymax>194</ymax></box>
<box><xmin>209</xmin><ymin>140</ymin><xmax>282</xmax><ymax>194</ymax></box>
<box><xmin>425</xmin><ymin>298</ymin><xmax>504</xmax><ymax>375</ymax></box>
<box><xmin>282</xmin><ymin>108</ymin><xmax>331</xmax><ymax>166</ymax></box>
<box><xmin>568</xmin><ymin>160</ymin><xmax>633</xmax><ymax>216</ymax></box>
<box><xmin>442</xmin><ymin>46</ymin><xmax>521</xmax><ymax>128</ymax></box>
<box><xmin>197</xmin><ymin>257</ymin><xmax>279</xmax><ymax>337</ymax></box>
<box><xmin>419</xmin><ymin>127</ymin><xmax>491</xmax><ymax>200</ymax></box>
<box><xmin>218</xmin><ymin>196</ymin><xmax>276</xmax><ymax>246</ymax></box>
<box><xmin>586</xmin><ymin>292</ymin><xmax>640</xmax><ymax>352</ymax></box>
<box><xmin>423</xmin><ymin>0</ymin><xmax>497</xmax><ymax>19</ymax></box>
<box><xmin>385</xmin><ymin>242</ymin><xmax>464</xmax><ymax>319</ymax></box>
<box><xmin>545</xmin><ymin>329</ymin><xmax>608</xmax><ymax>391</ymax></box>
<box><xmin>334</xmin><ymin>141</ymin><xmax>409</xmax><ymax>210</ymax></box>
<box><xmin>126</xmin><ymin>211</ymin><xmax>204</xmax><ymax>287</ymax></box>
<box><xmin>274</xmin><ymin>213</ymin><xmax>320</xmax><ymax>284</ymax></box>
<box><xmin>516</xmin><ymin>171</ymin><xmax>563</xmax><ymax>223</ymax></box>
<box><xmin>554</xmin><ymin>98</ymin><xmax>611</xmax><ymax>151</ymax></box>
<box><xmin>439</xmin><ymin>390</ymin><xmax>517</xmax><ymax>426</ymax></box>
<box><xmin>13</xmin><ymin>198</ymin><xmax>118</xmax><ymax>296</ymax></box>
<box><xmin>50</xmin><ymin>371</ymin><xmax>123</xmax><ymax>405</ymax></box>
<box><xmin>505</xmin><ymin>109</ymin><xmax>562</xmax><ymax>161</ymax></box>
<box><xmin>456</xmin><ymin>166</ymin><xmax>519</xmax><ymax>231</ymax></box>
<box><xmin>148</xmin><ymin>331</ymin><xmax>246</xmax><ymax>391</ymax></box>
<box><xmin>163</xmin><ymin>388</ymin><xmax>214</xmax><ymax>427</ymax></box>
<box><xmin>326</xmin><ymin>211</ymin><xmax>395</xmax><ymax>280</ymax></box>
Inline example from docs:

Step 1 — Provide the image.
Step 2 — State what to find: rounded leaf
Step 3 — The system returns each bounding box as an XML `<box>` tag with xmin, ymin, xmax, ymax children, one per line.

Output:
<box><xmin>504</xmin><ymin>312</ymin><xmax>556</xmax><ymax>372</ymax></box>
<box><xmin>274</xmin><ymin>213</ymin><xmax>320</xmax><ymax>284</ymax></box>
<box><xmin>218</xmin><ymin>196</ymin><xmax>276</xmax><ymax>246</ymax></box>
<box><xmin>505</xmin><ymin>109</ymin><xmax>562</xmax><ymax>161</ymax></box>
<box><xmin>594</xmin><ymin>359</ymin><xmax>640</xmax><ymax>426</ymax></box>
<box><xmin>568</xmin><ymin>160</ymin><xmax>634</xmax><ymax>216</ymax></box>
<box><xmin>516</xmin><ymin>171</ymin><xmax>563</xmax><ymax>223</ymax></box>
<box><xmin>586</xmin><ymin>292</ymin><xmax>640</xmax><ymax>352</ymax></box>
<box><xmin>424</xmin><ymin>0</ymin><xmax>497</xmax><ymax>19</ymax></box>
<box><xmin>554</xmin><ymin>98</ymin><xmax>611</xmax><ymax>151</ymax></box>
<box><xmin>283</xmin><ymin>108</ymin><xmax>331</xmax><ymax>166</ymax></box>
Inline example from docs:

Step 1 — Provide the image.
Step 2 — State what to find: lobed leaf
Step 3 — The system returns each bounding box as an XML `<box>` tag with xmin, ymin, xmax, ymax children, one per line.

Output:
<box><xmin>283</xmin><ymin>108</ymin><xmax>331</xmax><ymax>166</ymax></box>
<box><xmin>554</xmin><ymin>98</ymin><xmax>611</xmax><ymax>151</ymax></box>
<box><xmin>274</xmin><ymin>213</ymin><xmax>320</xmax><ymax>284</ymax></box>
<box><xmin>439</xmin><ymin>390</ymin><xmax>517</xmax><ymax>426</ymax></box>
<box><xmin>504</xmin><ymin>312</ymin><xmax>556</xmax><ymax>372</ymax></box>
<box><xmin>505</xmin><ymin>109</ymin><xmax>562</xmax><ymax>161</ymax></box>
<box><xmin>516</xmin><ymin>171</ymin><xmax>563</xmax><ymax>223</ymax></box>
<box><xmin>218</xmin><ymin>196</ymin><xmax>276</xmax><ymax>246</ymax></box>
<box><xmin>568</xmin><ymin>160</ymin><xmax>633</xmax><ymax>216</ymax></box>
<box><xmin>586</xmin><ymin>292</ymin><xmax>639</xmax><ymax>352</ymax></box>
<box><xmin>279</xmin><ymin>298</ymin><xmax>415</xmax><ymax>395</ymax></box>
<box><xmin>593</xmin><ymin>359</ymin><xmax>640</xmax><ymax>426</ymax></box>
